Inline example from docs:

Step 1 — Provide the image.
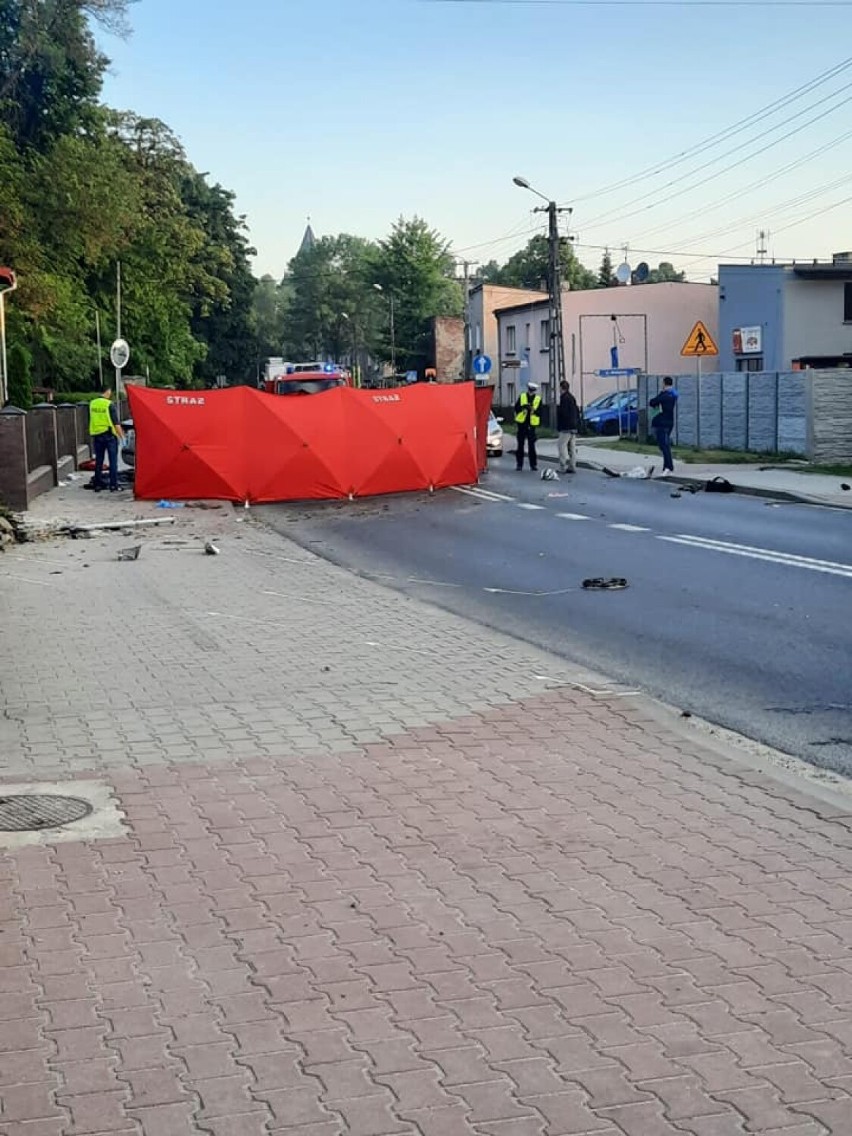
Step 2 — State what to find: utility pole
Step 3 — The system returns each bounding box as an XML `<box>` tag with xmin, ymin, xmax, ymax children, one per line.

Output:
<box><xmin>455</xmin><ymin>258</ymin><xmax>479</xmax><ymax>381</ymax></box>
<box><xmin>115</xmin><ymin>261</ymin><xmax>122</xmax><ymax>401</ymax></box>
<box><xmin>756</xmin><ymin>229</ymin><xmax>769</xmax><ymax>265</ymax></box>
<box><xmin>540</xmin><ymin>202</ymin><xmax>570</xmax><ymax>424</ymax></box>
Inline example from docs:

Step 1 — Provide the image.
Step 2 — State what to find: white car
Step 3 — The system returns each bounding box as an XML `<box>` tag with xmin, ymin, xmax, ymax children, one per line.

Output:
<box><xmin>487</xmin><ymin>412</ymin><xmax>504</xmax><ymax>457</ymax></box>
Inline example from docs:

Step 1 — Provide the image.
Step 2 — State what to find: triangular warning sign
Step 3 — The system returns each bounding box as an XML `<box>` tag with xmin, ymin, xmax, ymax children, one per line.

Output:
<box><xmin>681</xmin><ymin>320</ymin><xmax>719</xmax><ymax>357</ymax></box>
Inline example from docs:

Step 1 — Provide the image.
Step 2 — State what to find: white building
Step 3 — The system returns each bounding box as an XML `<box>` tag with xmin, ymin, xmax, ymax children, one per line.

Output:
<box><xmin>494</xmin><ymin>282</ymin><xmax>719</xmax><ymax>410</ymax></box>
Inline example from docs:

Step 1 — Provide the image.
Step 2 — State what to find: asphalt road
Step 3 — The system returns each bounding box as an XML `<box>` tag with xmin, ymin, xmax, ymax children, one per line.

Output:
<box><xmin>260</xmin><ymin>462</ymin><xmax>852</xmax><ymax>774</ymax></box>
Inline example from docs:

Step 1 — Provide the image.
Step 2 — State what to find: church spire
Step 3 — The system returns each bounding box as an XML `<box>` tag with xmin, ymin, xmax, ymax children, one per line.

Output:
<box><xmin>298</xmin><ymin>216</ymin><xmax>316</xmax><ymax>256</ymax></box>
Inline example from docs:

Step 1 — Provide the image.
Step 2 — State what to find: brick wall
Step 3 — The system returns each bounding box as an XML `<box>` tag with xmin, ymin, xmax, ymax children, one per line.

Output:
<box><xmin>431</xmin><ymin>316</ymin><xmax>464</xmax><ymax>382</ymax></box>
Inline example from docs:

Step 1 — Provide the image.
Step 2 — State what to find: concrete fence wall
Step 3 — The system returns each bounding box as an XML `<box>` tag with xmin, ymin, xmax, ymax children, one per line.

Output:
<box><xmin>637</xmin><ymin>370</ymin><xmax>850</xmax><ymax>461</ymax></box>
<box><xmin>0</xmin><ymin>403</ymin><xmax>91</xmax><ymax>512</ymax></box>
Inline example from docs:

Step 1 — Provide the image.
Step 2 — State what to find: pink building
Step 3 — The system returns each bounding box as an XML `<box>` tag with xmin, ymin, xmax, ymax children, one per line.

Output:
<box><xmin>494</xmin><ymin>282</ymin><xmax>718</xmax><ymax>409</ymax></box>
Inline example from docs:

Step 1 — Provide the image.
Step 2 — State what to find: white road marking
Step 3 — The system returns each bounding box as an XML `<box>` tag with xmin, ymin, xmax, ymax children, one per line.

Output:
<box><xmin>451</xmin><ymin>486</ymin><xmax>515</xmax><ymax>503</ymax></box>
<box><xmin>659</xmin><ymin>535</ymin><xmax>852</xmax><ymax>578</ymax></box>
<box><xmin>484</xmin><ymin>587</ymin><xmax>574</xmax><ymax>596</ymax></box>
<box><xmin>406</xmin><ymin>578</ymin><xmax>463</xmax><ymax>589</ymax></box>
<box><xmin>517</xmin><ymin>503</ymin><xmax>545</xmax><ymax>511</ymax></box>
<box><xmin>609</xmin><ymin>523</ymin><xmax>650</xmax><ymax>533</ymax></box>
<box><xmin>556</xmin><ymin>512</ymin><xmax>591</xmax><ymax>521</ymax></box>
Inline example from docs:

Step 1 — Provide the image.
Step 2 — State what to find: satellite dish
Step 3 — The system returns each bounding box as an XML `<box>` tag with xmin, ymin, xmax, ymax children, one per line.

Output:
<box><xmin>634</xmin><ymin>261</ymin><xmax>650</xmax><ymax>283</ymax></box>
<box><xmin>616</xmin><ymin>262</ymin><xmax>632</xmax><ymax>284</ymax></box>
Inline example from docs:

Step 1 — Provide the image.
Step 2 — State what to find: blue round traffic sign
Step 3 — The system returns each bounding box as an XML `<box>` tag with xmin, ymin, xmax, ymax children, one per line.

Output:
<box><xmin>473</xmin><ymin>354</ymin><xmax>492</xmax><ymax>376</ymax></box>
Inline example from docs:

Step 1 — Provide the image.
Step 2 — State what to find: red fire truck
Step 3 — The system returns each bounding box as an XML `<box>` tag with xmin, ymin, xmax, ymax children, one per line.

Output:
<box><xmin>260</xmin><ymin>359</ymin><xmax>352</xmax><ymax>396</ymax></box>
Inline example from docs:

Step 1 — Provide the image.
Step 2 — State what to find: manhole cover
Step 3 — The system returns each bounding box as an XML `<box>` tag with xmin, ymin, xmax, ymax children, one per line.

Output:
<box><xmin>0</xmin><ymin>794</ymin><xmax>93</xmax><ymax>832</ymax></box>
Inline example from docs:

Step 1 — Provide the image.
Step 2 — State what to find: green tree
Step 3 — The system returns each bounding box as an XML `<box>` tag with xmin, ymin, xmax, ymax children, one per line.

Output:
<box><xmin>493</xmin><ymin>235</ymin><xmax>596</xmax><ymax>293</ymax></box>
<box><xmin>6</xmin><ymin>341</ymin><xmax>32</xmax><ymax>408</ymax></box>
<box><xmin>643</xmin><ymin>261</ymin><xmax>686</xmax><ymax>284</ymax></box>
<box><xmin>283</xmin><ymin>233</ymin><xmax>381</xmax><ymax>364</ymax></box>
<box><xmin>0</xmin><ymin>0</ymin><xmax>131</xmax><ymax>149</ymax></box>
<box><xmin>598</xmin><ymin>250</ymin><xmax>616</xmax><ymax>288</ymax></box>
<box><xmin>373</xmin><ymin>216</ymin><xmax>462</xmax><ymax>370</ymax></box>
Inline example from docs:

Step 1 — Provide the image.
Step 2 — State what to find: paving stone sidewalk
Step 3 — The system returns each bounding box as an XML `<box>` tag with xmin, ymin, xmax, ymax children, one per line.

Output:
<box><xmin>1</xmin><ymin>486</ymin><xmax>851</xmax><ymax>1135</ymax></box>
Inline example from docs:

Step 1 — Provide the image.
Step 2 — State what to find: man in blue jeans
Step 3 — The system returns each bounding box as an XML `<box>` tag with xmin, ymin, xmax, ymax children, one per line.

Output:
<box><xmin>650</xmin><ymin>376</ymin><xmax>678</xmax><ymax>477</ymax></box>
<box><xmin>89</xmin><ymin>388</ymin><xmax>125</xmax><ymax>492</ymax></box>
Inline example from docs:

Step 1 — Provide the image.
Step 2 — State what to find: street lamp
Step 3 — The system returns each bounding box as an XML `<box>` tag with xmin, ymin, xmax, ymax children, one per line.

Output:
<box><xmin>373</xmin><ymin>284</ymin><xmax>396</xmax><ymax>377</ymax></box>
<box><xmin>0</xmin><ymin>267</ymin><xmax>18</xmax><ymax>406</ymax></box>
<box><xmin>513</xmin><ymin>176</ymin><xmax>568</xmax><ymax>423</ymax></box>
<box><xmin>340</xmin><ymin>312</ymin><xmax>359</xmax><ymax>385</ymax></box>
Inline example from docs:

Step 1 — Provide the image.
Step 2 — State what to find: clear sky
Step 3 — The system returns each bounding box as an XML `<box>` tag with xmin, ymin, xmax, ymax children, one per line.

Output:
<box><xmin>99</xmin><ymin>0</ymin><xmax>852</xmax><ymax>282</ymax></box>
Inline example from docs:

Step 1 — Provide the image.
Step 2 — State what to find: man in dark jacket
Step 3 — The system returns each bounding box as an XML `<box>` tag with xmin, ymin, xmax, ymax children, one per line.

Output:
<box><xmin>557</xmin><ymin>380</ymin><xmax>580</xmax><ymax>473</ymax></box>
<box><xmin>649</xmin><ymin>376</ymin><xmax>678</xmax><ymax>476</ymax></box>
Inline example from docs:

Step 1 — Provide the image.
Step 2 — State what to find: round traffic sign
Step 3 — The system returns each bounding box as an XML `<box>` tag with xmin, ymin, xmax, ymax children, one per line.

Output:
<box><xmin>472</xmin><ymin>354</ymin><xmax>492</xmax><ymax>376</ymax></box>
<box><xmin>110</xmin><ymin>337</ymin><xmax>130</xmax><ymax>370</ymax></box>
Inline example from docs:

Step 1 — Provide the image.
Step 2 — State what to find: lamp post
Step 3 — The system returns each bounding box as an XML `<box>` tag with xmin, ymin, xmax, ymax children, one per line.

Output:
<box><xmin>373</xmin><ymin>284</ymin><xmax>396</xmax><ymax>377</ymax></box>
<box><xmin>512</xmin><ymin>176</ymin><xmax>569</xmax><ymax>426</ymax></box>
<box><xmin>0</xmin><ymin>267</ymin><xmax>18</xmax><ymax>406</ymax></box>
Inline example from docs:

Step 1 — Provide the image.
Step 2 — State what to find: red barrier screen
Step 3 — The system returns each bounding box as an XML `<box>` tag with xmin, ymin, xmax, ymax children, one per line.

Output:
<box><xmin>129</xmin><ymin>383</ymin><xmax>483</xmax><ymax>503</ymax></box>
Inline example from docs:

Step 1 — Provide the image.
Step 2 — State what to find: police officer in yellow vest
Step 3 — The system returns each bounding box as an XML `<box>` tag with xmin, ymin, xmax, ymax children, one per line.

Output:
<box><xmin>89</xmin><ymin>388</ymin><xmax>125</xmax><ymax>492</ymax></box>
<box><xmin>514</xmin><ymin>381</ymin><xmax>542</xmax><ymax>472</ymax></box>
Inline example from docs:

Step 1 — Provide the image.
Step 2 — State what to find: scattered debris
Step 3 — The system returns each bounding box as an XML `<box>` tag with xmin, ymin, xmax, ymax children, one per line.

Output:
<box><xmin>624</xmin><ymin>466</ymin><xmax>652</xmax><ymax>479</ymax></box>
<box><xmin>185</xmin><ymin>502</ymin><xmax>223</xmax><ymax>510</ymax></box>
<box><xmin>705</xmin><ymin>476</ymin><xmax>734</xmax><ymax>493</ymax></box>
<box><xmin>204</xmin><ymin>541</ymin><xmax>220</xmax><ymax>556</ymax></box>
<box><xmin>582</xmin><ymin>577</ymin><xmax>629</xmax><ymax>591</ymax></box>
<box><xmin>540</xmin><ymin>468</ymin><xmax>559</xmax><ymax>482</ymax></box>
<box><xmin>156</xmin><ymin>500</ymin><xmax>184</xmax><ymax>509</ymax></box>
<box><xmin>670</xmin><ymin>491</ymin><xmax>683</xmax><ymax>498</ymax></box>
<box><xmin>547</xmin><ymin>492</ymin><xmax>571</xmax><ymax>498</ymax></box>
<box><xmin>765</xmin><ymin>502</ymin><xmax>781</xmax><ymax>508</ymax></box>
<box><xmin>681</xmin><ymin>710</ymin><xmax>692</xmax><ymax>719</ymax></box>
<box><xmin>117</xmin><ymin>545</ymin><xmax>141</xmax><ymax>562</ymax></box>
<box><xmin>66</xmin><ymin>473</ymin><xmax>80</xmax><ymax>482</ymax></box>
<box><xmin>842</xmin><ymin>483</ymin><xmax>850</xmax><ymax>491</ymax></box>
<box><xmin>603</xmin><ymin>467</ymin><xmax>620</xmax><ymax>479</ymax></box>
<box><xmin>65</xmin><ymin>518</ymin><xmax>176</xmax><ymax>536</ymax></box>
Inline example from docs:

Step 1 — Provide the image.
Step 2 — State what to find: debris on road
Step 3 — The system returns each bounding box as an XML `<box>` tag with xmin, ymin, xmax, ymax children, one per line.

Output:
<box><xmin>64</xmin><ymin>518</ymin><xmax>176</xmax><ymax>536</ymax></box>
<box><xmin>671</xmin><ymin>491</ymin><xmax>683</xmax><ymax>498</ymax></box>
<box><xmin>541</xmin><ymin>468</ymin><xmax>559</xmax><ymax>481</ymax></box>
<box><xmin>117</xmin><ymin>545</ymin><xmax>141</xmax><ymax>561</ymax></box>
<box><xmin>582</xmin><ymin>577</ymin><xmax>629</xmax><ymax>591</ymax></box>
<box><xmin>186</xmin><ymin>502</ymin><xmax>224</xmax><ymax>510</ymax></box>
<box><xmin>842</xmin><ymin>483</ymin><xmax>850</xmax><ymax>491</ymax></box>
<box><xmin>705</xmin><ymin>476</ymin><xmax>734</xmax><ymax>493</ymax></box>
<box><xmin>204</xmin><ymin>541</ymin><xmax>220</xmax><ymax>556</ymax></box>
<box><xmin>157</xmin><ymin>500</ymin><xmax>185</xmax><ymax>509</ymax></box>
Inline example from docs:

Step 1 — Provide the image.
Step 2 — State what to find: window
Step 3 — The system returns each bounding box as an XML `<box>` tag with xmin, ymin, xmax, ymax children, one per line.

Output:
<box><xmin>524</xmin><ymin>322</ymin><xmax>531</xmax><ymax>349</ymax></box>
<box><xmin>735</xmin><ymin>357</ymin><xmax>764</xmax><ymax>373</ymax></box>
<box><xmin>506</xmin><ymin>325</ymin><xmax>516</xmax><ymax>353</ymax></box>
<box><xmin>507</xmin><ymin>382</ymin><xmax>516</xmax><ymax>403</ymax></box>
<box><xmin>845</xmin><ymin>282</ymin><xmax>852</xmax><ymax>322</ymax></box>
<box><xmin>540</xmin><ymin>319</ymin><xmax>550</xmax><ymax>351</ymax></box>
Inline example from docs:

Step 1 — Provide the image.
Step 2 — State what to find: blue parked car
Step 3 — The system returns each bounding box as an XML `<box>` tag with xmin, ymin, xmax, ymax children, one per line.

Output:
<box><xmin>583</xmin><ymin>390</ymin><xmax>638</xmax><ymax>435</ymax></box>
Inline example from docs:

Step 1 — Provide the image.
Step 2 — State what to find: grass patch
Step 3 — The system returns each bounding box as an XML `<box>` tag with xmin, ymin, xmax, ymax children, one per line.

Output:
<box><xmin>501</xmin><ymin>423</ymin><xmax>558</xmax><ymax>440</ymax></box>
<box><xmin>592</xmin><ymin>437</ymin><xmax>808</xmax><ymax>466</ymax></box>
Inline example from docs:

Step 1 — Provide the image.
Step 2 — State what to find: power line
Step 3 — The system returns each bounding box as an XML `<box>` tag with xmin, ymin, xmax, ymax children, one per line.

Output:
<box><xmin>628</xmin><ymin>128</ymin><xmax>852</xmax><ymax>242</ymax></box>
<box><xmin>663</xmin><ymin>171</ymin><xmax>852</xmax><ymax>250</ymax></box>
<box><xmin>567</xmin><ymin>57</ymin><xmax>852</xmax><ymax>205</ymax></box>
<box><xmin>578</xmin><ymin>87</ymin><xmax>852</xmax><ymax>231</ymax></box>
<box><xmin>425</xmin><ymin>1</ymin><xmax>852</xmax><ymax>7</ymax></box>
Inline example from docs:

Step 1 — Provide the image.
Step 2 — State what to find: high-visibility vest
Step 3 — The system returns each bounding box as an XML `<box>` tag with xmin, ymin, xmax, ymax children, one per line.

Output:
<box><xmin>89</xmin><ymin>397</ymin><xmax>115</xmax><ymax>437</ymax></box>
<box><xmin>515</xmin><ymin>392</ymin><xmax>542</xmax><ymax>427</ymax></box>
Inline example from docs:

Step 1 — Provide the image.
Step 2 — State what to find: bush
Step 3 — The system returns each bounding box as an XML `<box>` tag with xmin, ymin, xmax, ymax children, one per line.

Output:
<box><xmin>6</xmin><ymin>343</ymin><xmax>32</xmax><ymax>410</ymax></box>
